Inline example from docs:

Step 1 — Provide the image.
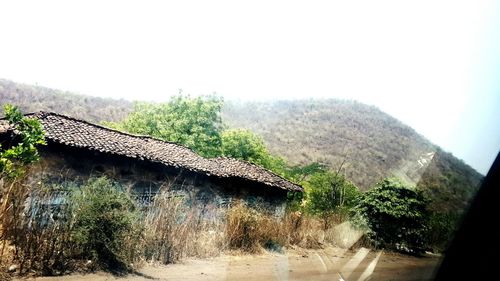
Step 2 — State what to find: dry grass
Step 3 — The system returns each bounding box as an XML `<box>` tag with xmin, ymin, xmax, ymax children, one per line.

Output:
<box><xmin>281</xmin><ymin>211</ymin><xmax>326</xmax><ymax>249</ymax></box>
<box><xmin>225</xmin><ymin>202</ymin><xmax>345</xmax><ymax>253</ymax></box>
<box><xmin>225</xmin><ymin>202</ymin><xmax>267</xmax><ymax>253</ymax></box>
<box><xmin>0</xmin><ymin>178</ymin><xmax>73</xmax><ymax>276</ymax></box>
<box><xmin>141</xmin><ymin>187</ymin><xmax>225</xmax><ymax>264</ymax></box>
<box><xmin>0</xmin><ymin>240</ymin><xmax>15</xmax><ymax>281</ymax></box>
<box><xmin>140</xmin><ymin>194</ymin><xmax>338</xmax><ymax>260</ymax></box>
<box><xmin>0</xmin><ymin>176</ymin><xmax>361</xmax><ymax>277</ymax></box>
<box><xmin>324</xmin><ymin>221</ymin><xmax>366</xmax><ymax>248</ymax></box>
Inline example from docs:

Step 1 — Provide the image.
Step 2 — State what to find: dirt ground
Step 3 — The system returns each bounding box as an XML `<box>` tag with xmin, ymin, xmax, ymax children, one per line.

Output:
<box><xmin>17</xmin><ymin>247</ymin><xmax>441</xmax><ymax>281</ymax></box>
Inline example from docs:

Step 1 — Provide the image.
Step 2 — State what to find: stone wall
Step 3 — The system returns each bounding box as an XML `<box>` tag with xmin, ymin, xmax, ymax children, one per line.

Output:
<box><xmin>27</xmin><ymin>143</ymin><xmax>288</xmax><ymax>218</ymax></box>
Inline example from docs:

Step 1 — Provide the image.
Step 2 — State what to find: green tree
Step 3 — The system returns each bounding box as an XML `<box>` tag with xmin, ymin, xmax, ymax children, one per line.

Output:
<box><xmin>221</xmin><ymin>129</ymin><xmax>269</xmax><ymax>163</ymax></box>
<box><xmin>285</xmin><ymin>162</ymin><xmax>326</xmax><ymax>183</ymax></box>
<box><xmin>356</xmin><ymin>178</ymin><xmax>430</xmax><ymax>253</ymax></box>
<box><xmin>0</xmin><ymin>104</ymin><xmax>46</xmax><ymax>178</ymax></box>
<box><xmin>221</xmin><ymin>130</ymin><xmax>332</xmax><ymax>212</ymax></box>
<box><xmin>220</xmin><ymin>129</ymin><xmax>288</xmax><ymax>171</ymax></box>
<box><xmin>103</xmin><ymin>94</ymin><xmax>320</xmax><ymax>184</ymax></box>
<box><xmin>304</xmin><ymin>170</ymin><xmax>360</xmax><ymax>221</ymax></box>
<box><xmin>104</xmin><ymin>94</ymin><xmax>224</xmax><ymax>157</ymax></box>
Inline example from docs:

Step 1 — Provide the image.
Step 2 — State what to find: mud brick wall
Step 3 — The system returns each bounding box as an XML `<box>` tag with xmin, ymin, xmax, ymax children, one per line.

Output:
<box><xmin>27</xmin><ymin>144</ymin><xmax>288</xmax><ymax>218</ymax></box>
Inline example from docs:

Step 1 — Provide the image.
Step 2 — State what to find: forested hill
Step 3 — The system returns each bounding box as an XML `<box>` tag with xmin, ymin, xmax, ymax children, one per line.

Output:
<box><xmin>0</xmin><ymin>78</ymin><xmax>133</xmax><ymax>122</ymax></box>
<box><xmin>0</xmin><ymin>78</ymin><xmax>483</xmax><ymax>211</ymax></box>
<box><xmin>223</xmin><ymin>100</ymin><xmax>483</xmax><ymax>211</ymax></box>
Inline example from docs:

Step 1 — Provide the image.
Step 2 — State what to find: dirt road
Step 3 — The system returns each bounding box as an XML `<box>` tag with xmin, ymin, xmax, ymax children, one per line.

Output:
<box><xmin>20</xmin><ymin>247</ymin><xmax>440</xmax><ymax>281</ymax></box>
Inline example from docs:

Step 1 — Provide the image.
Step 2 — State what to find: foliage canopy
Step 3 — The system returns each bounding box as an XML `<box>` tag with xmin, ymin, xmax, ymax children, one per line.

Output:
<box><xmin>221</xmin><ymin>129</ymin><xmax>270</xmax><ymax>165</ymax></box>
<box><xmin>0</xmin><ymin>104</ymin><xmax>46</xmax><ymax>178</ymax></box>
<box><xmin>220</xmin><ymin>128</ymin><xmax>290</xmax><ymax>176</ymax></box>
<box><xmin>304</xmin><ymin>170</ymin><xmax>360</xmax><ymax>217</ymax></box>
<box><xmin>104</xmin><ymin>94</ymin><xmax>224</xmax><ymax>157</ymax></box>
<box><xmin>356</xmin><ymin>178</ymin><xmax>430</xmax><ymax>253</ymax></box>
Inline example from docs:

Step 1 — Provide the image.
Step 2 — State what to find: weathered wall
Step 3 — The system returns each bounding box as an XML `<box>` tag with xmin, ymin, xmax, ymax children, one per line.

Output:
<box><xmin>27</xmin><ymin>143</ymin><xmax>288</xmax><ymax>217</ymax></box>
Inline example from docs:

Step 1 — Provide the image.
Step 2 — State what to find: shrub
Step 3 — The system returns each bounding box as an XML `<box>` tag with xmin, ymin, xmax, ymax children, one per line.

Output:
<box><xmin>355</xmin><ymin>178</ymin><xmax>430</xmax><ymax>254</ymax></box>
<box><xmin>426</xmin><ymin>211</ymin><xmax>462</xmax><ymax>252</ymax></box>
<box><xmin>68</xmin><ymin>177</ymin><xmax>142</xmax><ymax>270</ymax></box>
<box><xmin>304</xmin><ymin>171</ymin><xmax>360</xmax><ymax>228</ymax></box>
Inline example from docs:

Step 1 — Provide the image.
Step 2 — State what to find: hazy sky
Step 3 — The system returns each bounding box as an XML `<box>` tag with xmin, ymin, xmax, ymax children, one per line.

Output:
<box><xmin>0</xmin><ymin>0</ymin><xmax>498</xmax><ymax>174</ymax></box>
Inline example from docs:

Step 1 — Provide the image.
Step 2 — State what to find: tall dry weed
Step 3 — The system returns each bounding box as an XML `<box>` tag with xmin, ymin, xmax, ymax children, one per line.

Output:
<box><xmin>0</xmin><ymin>177</ymin><xmax>74</xmax><ymax>276</ymax></box>
<box><xmin>225</xmin><ymin>202</ymin><xmax>356</xmax><ymax>253</ymax></box>
<box><xmin>141</xmin><ymin>187</ymin><xmax>225</xmax><ymax>264</ymax></box>
<box><xmin>0</xmin><ymin>173</ymin><xmax>359</xmax><ymax>277</ymax></box>
<box><xmin>225</xmin><ymin>202</ymin><xmax>325</xmax><ymax>253</ymax></box>
<box><xmin>225</xmin><ymin>202</ymin><xmax>265</xmax><ymax>253</ymax></box>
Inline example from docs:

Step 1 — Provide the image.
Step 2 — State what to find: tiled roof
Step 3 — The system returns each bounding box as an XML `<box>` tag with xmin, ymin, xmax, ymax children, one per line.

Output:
<box><xmin>1</xmin><ymin>112</ymin><xmax>302</xmax><ymax>192</ymax></box>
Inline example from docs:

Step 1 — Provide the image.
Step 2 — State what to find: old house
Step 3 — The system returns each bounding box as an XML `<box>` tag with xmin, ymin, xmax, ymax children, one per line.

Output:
<box><xmin>0</xmin><ymin>112</ymin><xmax>302</xmax><ymax>217</ymax></box>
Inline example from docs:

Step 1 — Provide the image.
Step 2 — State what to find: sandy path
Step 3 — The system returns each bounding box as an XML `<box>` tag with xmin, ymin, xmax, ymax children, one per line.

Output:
<box><xmin>18</xmin><ymin>247</ymin><xmax>440</xmax><ymax>281</ymax></box>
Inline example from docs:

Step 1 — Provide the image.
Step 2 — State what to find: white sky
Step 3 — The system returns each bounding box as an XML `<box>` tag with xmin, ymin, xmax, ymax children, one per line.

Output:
<box><xmin>0</xmin><ymin>0</ymin><xmax>498</xmax><ymax>174</ymax></box>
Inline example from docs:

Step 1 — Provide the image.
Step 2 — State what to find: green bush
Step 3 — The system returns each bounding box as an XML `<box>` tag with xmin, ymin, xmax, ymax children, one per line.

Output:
<box><xmin>68</xmin><ymin>177</ymin><xmax>142</xmax><ymax>270</ymax></box>
<box><xmin>355</xmin><ymin>178</ymin><xmax>430</xmax><ymax>254</ymax></box>
<box><xmin>426</xmin><ymin>211</ymin><xmax>462</xmax><ymax>252</ymax></box>
<box><xmin>103</xmin><ymin>94</ymin><xmax>224</xmax><ymax>157</ymax></box>
<box><xmin>304</xmin><ymin>171</ymin><xmax>361</xmax><ymax>227</ymax></box>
